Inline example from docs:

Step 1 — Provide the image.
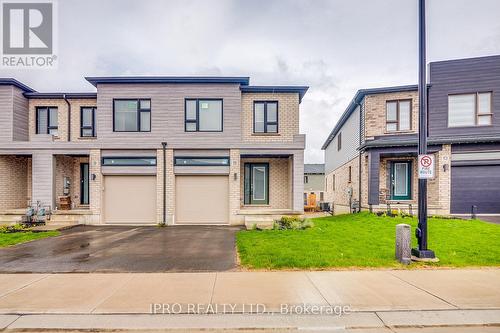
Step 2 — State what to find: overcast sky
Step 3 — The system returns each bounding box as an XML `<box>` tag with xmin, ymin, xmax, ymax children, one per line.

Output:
<box><xmin>2</xmin><ymin>0</ymin><xmax>500</xmax><ymax>162</ymax></box>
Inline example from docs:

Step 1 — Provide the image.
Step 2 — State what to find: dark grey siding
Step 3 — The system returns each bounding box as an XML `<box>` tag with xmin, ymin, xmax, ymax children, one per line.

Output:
<box><xmin>451</xmin><ymin>164</ymin><xmax>500</xmax><ymax>214</ymax></box>
<box><xmin>428</xmin><ymin>55</ymin><xmax>500</xmax><ymax>137</ymax></box>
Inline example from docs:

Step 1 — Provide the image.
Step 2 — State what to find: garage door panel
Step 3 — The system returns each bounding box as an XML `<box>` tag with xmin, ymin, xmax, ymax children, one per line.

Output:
<box><xmin>451</xmin><ymin>165</ymin><xmax>500</xmax><ymax>214</ymax></box>
<box><xmin>176</xmin><ymin>176</ymin><xmax>229</xmax><ymax>224</ymax></box>
<box><xmin>104</xmin><ymin>176</ymin><xmax>157</xmax><ymax>224</ymax></box>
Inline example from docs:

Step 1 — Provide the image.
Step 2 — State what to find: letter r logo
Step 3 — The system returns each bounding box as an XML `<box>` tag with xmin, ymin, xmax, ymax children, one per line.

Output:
<box><xmin>2</xmin><ymin>2</ymin><xmax>53</xmax><ymax>54</ymax></box>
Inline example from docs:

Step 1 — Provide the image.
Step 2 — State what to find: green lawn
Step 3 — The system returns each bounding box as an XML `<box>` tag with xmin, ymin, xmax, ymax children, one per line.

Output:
<box><xmin>0</xmin><ymin>231</ymin><xmax>60</xmax><ymax>248</ymax></box>
<box><xmin>236</xmin><ymin>212</ymin><xmax>500</xmax><ymax>269</ymax></box>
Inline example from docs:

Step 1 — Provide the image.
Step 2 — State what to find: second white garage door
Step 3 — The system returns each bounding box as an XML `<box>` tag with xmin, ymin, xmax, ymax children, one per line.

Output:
<box><xmin>175</xmin><ymin>175</ymin><xmax>229</xmax><ymax>225</ymax></box>
<box><xmin>103</xmin><ymin>175</ymin><xmax>157</xmax><ymax>224</ymax></box>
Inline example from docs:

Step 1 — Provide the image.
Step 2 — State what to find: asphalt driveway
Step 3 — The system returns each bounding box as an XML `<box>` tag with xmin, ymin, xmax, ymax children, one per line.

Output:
<box><xmin>0</xmin><ymin>225</ymin><xmax>240</xmax><ymax>273</ymax></box>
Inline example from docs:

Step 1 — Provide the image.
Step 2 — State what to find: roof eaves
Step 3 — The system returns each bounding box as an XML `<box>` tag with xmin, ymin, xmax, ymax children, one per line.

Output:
<box><xmin>240</xmin><ymin>85</ymin><xmax>309</xmax><ymax>103</ymax></box>
<box><xmin>23</xmin><ymin>92</ymin><xmax>97</xmax><ymax>99</ymax></box>
<box><xmin>0</xmin><ymin>78</ymin><xmax>36</xmax><ymax>93</ymax></box>
<box><xmin>85</xmin><ymin>76</ymin><xmax>250</xmax><ymax>87</ymax></box>
<box><xmin>321</xmin><ymin>84</ymin><xmax>419</xmax><ymax>150</ymax></box>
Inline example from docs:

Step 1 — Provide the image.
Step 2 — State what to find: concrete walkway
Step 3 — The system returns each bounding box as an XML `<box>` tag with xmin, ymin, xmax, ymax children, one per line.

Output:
<box><xmin>0</xmin><ymin>269</ymin><xmax>498</xmax><ymax>331</ymax></box>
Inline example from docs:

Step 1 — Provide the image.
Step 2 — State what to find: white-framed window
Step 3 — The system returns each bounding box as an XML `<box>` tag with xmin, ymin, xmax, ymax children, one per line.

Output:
<box><xmin>448</xmin><ymin>92</ymin><xmax>493</xmax><ymax>127</ymax></box>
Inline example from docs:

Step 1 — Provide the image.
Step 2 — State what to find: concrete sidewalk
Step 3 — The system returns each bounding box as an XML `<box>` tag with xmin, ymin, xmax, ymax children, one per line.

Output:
<box><xmin>0</xmin><ymin>269</ymin><xmax>498</xmax><ymax>331</ymax></box>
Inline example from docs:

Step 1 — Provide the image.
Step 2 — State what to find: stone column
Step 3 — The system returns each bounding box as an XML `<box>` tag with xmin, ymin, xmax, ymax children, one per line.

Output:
<box><xmin>165</xmin><ymin>149</ymin><xmax>175</xmax><ymax>225</ymax></box>
<box><xmin>229</xmin><ymin>149</ymin><xmax>242</xmax><ymax>225</ymax></box>
<box><xmin>292</xmin><ymin>150</ymin><xmax>304</xmax><ymax>212</ymax></box>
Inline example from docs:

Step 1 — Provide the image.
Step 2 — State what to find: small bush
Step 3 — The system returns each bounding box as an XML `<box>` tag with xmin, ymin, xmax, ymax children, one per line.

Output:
<box><xmin>274</xmin><ymin>216</ymin><xmax>313</xmax><ymax>230</ymax></box>
<box><xmin>0</xmin><ymin>224</ymin><xmax>28</xmax><ymax>234</ymax></box>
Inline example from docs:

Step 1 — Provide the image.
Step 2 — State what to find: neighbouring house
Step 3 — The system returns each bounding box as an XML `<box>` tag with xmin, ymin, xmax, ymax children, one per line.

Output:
<box><xmin>322</xmin><ymin>55</ymin><xmax>500</xmax><ymax>216</ymax></box>
<box><xmin>0</xmin><ymin>76</ymin><xmax>308</xmax><ymax>226</ymax></box>
<box><xmin>303</xmin><ymin>164</ymin><xmax>325</xmax><ymax>206</ymax></box>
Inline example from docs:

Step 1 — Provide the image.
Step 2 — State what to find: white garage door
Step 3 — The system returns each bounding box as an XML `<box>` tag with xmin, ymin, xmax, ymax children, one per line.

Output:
<box><xmin>175</xmin><ymin>175</ymin><xmax>229</xmax><ymax>224</ymax></box>
<box><xmin>103</xmin><ymin>175</ymin><xmax>157</xmax><ymax>224</ymax></box>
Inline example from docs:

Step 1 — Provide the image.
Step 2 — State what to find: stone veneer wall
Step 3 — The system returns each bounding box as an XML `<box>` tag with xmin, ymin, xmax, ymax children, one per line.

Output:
<box><xmin>239</xmin><ymin>157</ymin><xmax>291</xmax><ymax>210</ymax></box>
<box><xmin>241</xmin><ymin>93</ymin><xmax>299</xmax><ymax>143</ymax></box>
<box><xmin>0</xmin><ymin>156</ymin><xmax>30</xmax><ymax>210</ymax></box>
<box><xmin>364</xmin><ymin>91</ymin><xmax>419</xmax><ymax>139</ymax></box>
<box><xmin>324</xmin><ymin>156</ymin><xmax>360</xmax><ymax>214</ymax></box>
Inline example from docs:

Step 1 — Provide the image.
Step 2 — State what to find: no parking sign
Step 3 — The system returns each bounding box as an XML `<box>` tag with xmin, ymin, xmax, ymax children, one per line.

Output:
<box><xmin>418</xmin><ymin>154</ymin><xmax>435</xmax><ymax>179</ymax></box>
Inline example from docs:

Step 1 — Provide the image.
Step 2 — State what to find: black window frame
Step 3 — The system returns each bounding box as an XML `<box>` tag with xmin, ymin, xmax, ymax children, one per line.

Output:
<box><xmin>174</xmin><ymin>156</ymin><xmax>230</xmax><ymax>166</ymax></box>
<box><xmin>337</xmin><ymin>132</ymin><xmax>342</xmax><ymax>151</ymax></box>
<box><xmin>80</xmin><ymin>106</ymin><xmax>96</xmax><ymax>138</ymax></box>
<box><xmin>253</xmin><ymin>101</ymin><xmax>279</xmax><ymax>134</ymax></box>
<box><xmin>184</xmin><ymin>98</ymin><xmax>224</xmax><ymax>132</ymax></box>
<box><xmin>101</xmin><ymin>156</ymin><xmax>157</xmax><ymax>166</ymax></box>
<box><xmin>244</xmin><ymin>162</ymin><xmax>270</xmax><ymax>205</ymax></box>
<box><xmin>112</xmin><ymin>98</ymin><xmax>151</xmax><ymax>133</ymax></box>
<box><xmin>35</xmin><ymin>106</ymin><xmax>58</xmax><ymax>135</ymax></box>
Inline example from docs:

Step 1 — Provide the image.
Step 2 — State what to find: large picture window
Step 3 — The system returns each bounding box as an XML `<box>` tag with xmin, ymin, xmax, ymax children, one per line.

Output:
<box><xmin>113</xmin><ymin>99</ymin><xmax>151</xmax><ymax>132</ymax></box>
<box><xmin>448</xmin><ymin>92</ymin><xmax>492</xmax><ymax>127</ymax></box>
<box><xmin>36</xmin><ymin>107</ymin><xmax>58</xmax><ymax>136</ymax></box>
<box><xmin>254</xmin><ymin>101</ymin><xmax>278</xmax><ymax>133</ymax></box>
<box><xmin>386</xmin><ymin>100</ymin><xmax>411</xmax><ymax>132</ymax></box>
<box><xmin>80</xmin><ymin>107</ymin><xmax>96</xmax><ymax>137</ymax></box>
<box><xmin>185</xmin><ymin>99</ymin><xmax>223</xmax><ymax>132</ymax></box>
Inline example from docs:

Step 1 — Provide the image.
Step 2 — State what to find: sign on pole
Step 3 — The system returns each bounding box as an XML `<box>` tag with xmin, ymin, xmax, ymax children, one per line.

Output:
<box><xmin>418</xmin><ymin>154</ymin><xmax>435</xmax><ymax>179</ymax></box>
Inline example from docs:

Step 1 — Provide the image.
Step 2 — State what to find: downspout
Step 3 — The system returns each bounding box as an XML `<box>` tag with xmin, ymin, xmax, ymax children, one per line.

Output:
<box><xmin>63</xmin><ymin>94</ymin><xmax>71</xmax><ymax>141</ymax></box>
<box><xmin>161</xmin><ymin>142</ymin><xmax>167</xmax><ymax>225</ymax></box>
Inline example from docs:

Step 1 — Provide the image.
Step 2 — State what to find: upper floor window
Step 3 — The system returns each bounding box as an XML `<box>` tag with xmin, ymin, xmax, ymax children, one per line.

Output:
<box><xmin>448</xmin><ymin>92</ymin><xmax>492</xmax><ymax>127</ymax></box>
<box><xmin>80</xmin><ymin>107</ymin><xmax>96</xmax><ymax>137</ymax></box>
<box><xmin>113</xmin><ymin>99</ymin><xmax>151</xmax><ymax>132</ymax></box>
<box><xmin>337</xmin><ymin>132</ymin><xmax>342</xmax><ymax>151</ymax></box>
<box><xmin>386</xmin><ymin>100</ymin><xmax>411</xmax><ymax>132</ymax></box>
<box><xmin>185</xmin><ymin>99</ymin><xmax>223</xmax><ymax>132</ymax></box>
<box><xmin>254</xmin><ymin>101</ymin><xmax>278</xmax><ymax>133</ymax></box>
<box><xmin>36</xmin><ymin>107</ymin><xmax>58</xmax><ymax>136</ymax></box>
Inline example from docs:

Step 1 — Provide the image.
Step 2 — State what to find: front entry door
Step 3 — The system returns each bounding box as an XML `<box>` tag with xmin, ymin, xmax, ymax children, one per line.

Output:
<box><xmin>80</xmin><ymin>163</ymin><xmax>89</xmax><ymax>205</ymax></box>
<box><xmin>244</xmin><ymin>163</ymin><xmax>269</xmax><ymax>205</ymax></box>
<box><xmin>390</xmin><ymin>161</ymin><xmax>411</xmax><ymax>200</ymax></box>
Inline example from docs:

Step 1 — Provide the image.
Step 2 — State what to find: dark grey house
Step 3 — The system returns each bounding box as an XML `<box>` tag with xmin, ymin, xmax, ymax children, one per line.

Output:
<box><xmin>322</xmin><ymin>55</ymin><xmax>500</xmax><ymax>216</ymax></box>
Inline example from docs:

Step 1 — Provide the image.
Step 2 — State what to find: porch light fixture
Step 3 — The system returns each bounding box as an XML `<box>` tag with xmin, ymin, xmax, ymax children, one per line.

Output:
<box><xmin>91</xmin><ymin>174</ymin><xmax>96</xmax><ymax>181</ymax></box>
<box><xmin>234</xmin><ymin>172</ymin><xmax>238</xmax><ymax>180</ymax></box>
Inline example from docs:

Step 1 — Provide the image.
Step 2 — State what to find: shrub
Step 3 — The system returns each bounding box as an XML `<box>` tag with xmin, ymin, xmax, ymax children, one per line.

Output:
<box><xmin>0</xmin><ymin>223</ymin><xmax>28</xmax><ymax>233</ymax></box>
<box><xmin>274</xmin><ymin>216</ymin><xmax>314</xmax><ymax>230</ymax></box>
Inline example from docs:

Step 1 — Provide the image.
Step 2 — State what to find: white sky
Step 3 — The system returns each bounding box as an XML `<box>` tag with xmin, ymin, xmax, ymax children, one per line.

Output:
<box><xmin>2</xmin><ymin>0</ymin><xmax>500</xmax><ymax>163</ymax></box>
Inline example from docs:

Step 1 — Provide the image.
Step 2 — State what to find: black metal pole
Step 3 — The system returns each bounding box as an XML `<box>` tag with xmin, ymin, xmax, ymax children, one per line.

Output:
<box><xmin>161</xmin><ymin>142</ymin><xmax>167</xmax><ymax>225</ymax></box>
<box><xmin>413</xmin><ymin>0</ymin><xmax>435</xmax><ymax>259</ymax></box>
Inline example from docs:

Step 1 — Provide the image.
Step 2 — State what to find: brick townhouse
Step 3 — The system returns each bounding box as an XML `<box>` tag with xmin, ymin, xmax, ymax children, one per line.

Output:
<box><xmin>0</xmin><ymin>76</ymin><xmax>308</xmax><ymax>226</ymax></box>
<box><xmin>322</xmin><ymin>55</ymin><xmax>500</xmax><ymax>216</ymax></box>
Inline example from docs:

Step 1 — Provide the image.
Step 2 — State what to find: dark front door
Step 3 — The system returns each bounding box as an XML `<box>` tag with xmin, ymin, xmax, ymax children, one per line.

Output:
<box><xmin>390</xmin><ymin>161</ymin><xmax>412</xmax><ymax>200</ymax></box>
<box><xmin>244</xmin><ymin>163</ymin><xmax>269</xmax><ymax>205</ymax></box>
<box><xmin>451</xmin><ymin>164</ymin><xmax>500</xmax><ymax>214</ymax></box>
<box><xmin>80</xmin><ymin>163</ymin><xmax>89</xmax><ymax>205</ymax></box>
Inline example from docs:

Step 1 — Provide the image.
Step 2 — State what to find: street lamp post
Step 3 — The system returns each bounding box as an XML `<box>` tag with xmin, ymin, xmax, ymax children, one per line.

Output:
<box><xmin>412</xmin><ymin>0</ymin><xmax>436</xmax><ymax>259</ymax></box>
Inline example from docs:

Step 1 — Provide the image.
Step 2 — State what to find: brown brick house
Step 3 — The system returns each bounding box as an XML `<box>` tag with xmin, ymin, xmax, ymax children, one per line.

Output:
<box><xmin>0</xmin><ymin>77</ymin><xmax>308</xmax><ymax>226</ymax></box>
<box><xmin>322</xmin><ymin>55</ymin><xmax>500</xmax><ymax>216</ymax></box>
